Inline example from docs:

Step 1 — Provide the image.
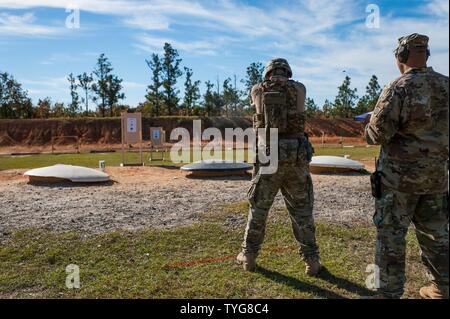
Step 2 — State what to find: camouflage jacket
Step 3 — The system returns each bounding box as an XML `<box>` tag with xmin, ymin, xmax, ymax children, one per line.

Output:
<box><xmin>365</xmin><ymin>67</ymin><xmax>449</xmax><ymax>194</ymax></box>
<box><xmin>251</xmin><ymin>79</ymin><xmax>313</xmax><ymax>166</ymax></box>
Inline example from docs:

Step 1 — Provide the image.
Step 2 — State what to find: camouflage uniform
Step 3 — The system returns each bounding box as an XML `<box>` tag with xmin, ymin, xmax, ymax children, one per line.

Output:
<box><xmin>365</xmin><ymin>34</ymin><xmax>449</xmax><ymax>298</ymax></box>
<box><xmin>242</xmin><ymin>59</ymin><xmax>320</xmax><ymax>262</ymax></box>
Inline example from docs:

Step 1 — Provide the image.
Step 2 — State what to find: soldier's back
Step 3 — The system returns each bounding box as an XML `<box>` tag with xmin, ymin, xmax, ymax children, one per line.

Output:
<box><xmin>381</xmin><ymin>67</ymin><xmax>449</xmax><ymax>194</ymax></box>
<box><xmin>397</xmin><ymin>68</ymin><xmax>448</xmax><ymax>144</ymax></box>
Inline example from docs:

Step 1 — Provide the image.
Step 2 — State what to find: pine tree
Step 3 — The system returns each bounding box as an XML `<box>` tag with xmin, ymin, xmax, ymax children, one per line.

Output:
<box><xmin>91</xmin><ymin>54</ymin><xmax>125</xmax><ymax>117</ymax></box>
<box><xmin>322</xmin><ymin>99</ymin><xmax>333</xmax><ymax>118</ymax></box>
<box><xmin>222</xmin><ymin>78</ymin><xmax>233</xmax><ymax>117</ymax></box>
<box><xmin>67</xmin><ymin>73</ymin><xmax>80</xmax><ymax>117</ymax></box>
<box><xmin>20</xmin><ymin>98</ymin><xmax>34</xmax><ymax>119</ymax></box>
<box><xmin>36</xmin><ymin>97</ymin><xmax>52</xmax><ymax>119</ymax></box>
<box><xmin>77</xmin><ymin>72</ymin><xmax>93</xmax><ymax>116</ymax></box>
<box><xmin>232</xmin><ymin>75</ymin><xmax>242</xmax><ymax>115</ymax></box>
<box><xmin>355</xmin><ymin>75</ymin><xmax>382</xmax><ymax>114</ymax></box>
<box><xmin>145</xmin><ymin>54</ymin><xmax>164</xmax><ymax>116</ymax></box>
<box><xmin>333</xmin><ymin>75</ymin><xmax>358</xmax><ymax>118</ymax></box>
<box><xmin>105</xmin><ymin>74</ymin><xmax>125</xmax><ymax>117</ymax></box>
<box><xmin>162</xmin><ymin>43</ymin><xmax>183</xmax><ymax>115</ymax></box>
<box><xmin>305</xmin><ymin>97</ymin><xmax>320</xmax><ymax>118</ymax></box>
<box><xmin>221</xmin><ymin>76</ymin><xmax>241</xmax><ymax>117</ymax></box>
<box><xmin>183</xmin><ymin>67</ymin><xmax>201</xmax><ymax>116</ymax></box>
<box><xmin>242</xmin><ymin>62</ymin><xmax>264</xmax><ymax>105</ymax></box>
<box><xmin>0</xmin><ymin>72</ymin><xmax>9</xmax><ymax>118</ymax></box>
<box><xmin>0</xmin><ymin>72</ymin><xmax>33</xmax><ymax>119</ymax></box>
<box><xmin>203</xmin><ymin>81</ymin><xmax>215</xmax><ymax>117</ymax></box>
<box><xmin>91</xmin><ymin>54</ymin><xmax>111</xmax><ymax>117</ymax></box>
<box><xmin>51</xmin><ymin>102</ymin><xmax>67</xmax><ymax>118</ymax></box>
<box><xmin>213</xmin><ymin>77</ymin><xmax>224</xmax><ymax>116</ymax></box>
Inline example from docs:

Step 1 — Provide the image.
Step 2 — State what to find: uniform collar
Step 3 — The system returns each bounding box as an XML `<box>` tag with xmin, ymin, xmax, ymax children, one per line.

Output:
<box><xmin>405</xmin><ymin>67</ymin><xmax>433</xmax><ymax>74</ymax></box>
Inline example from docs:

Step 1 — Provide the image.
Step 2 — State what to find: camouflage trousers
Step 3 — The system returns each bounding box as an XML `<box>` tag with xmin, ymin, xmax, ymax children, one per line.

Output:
<box><xmin>374</xmin><ymin>187</ymin><xmax>449</xmax><ymax>298</ymax></box>
<box><xmin>242</xmin><ymin>165</ymin><xmax>319</xmax><ymax>261</ymax></box>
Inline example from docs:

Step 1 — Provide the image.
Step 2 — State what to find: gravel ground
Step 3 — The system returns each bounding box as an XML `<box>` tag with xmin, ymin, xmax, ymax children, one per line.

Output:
<box><xmin>0</xmin><ymin>167</ymin><xmax>374</xmax><ymax>237</ymax></box>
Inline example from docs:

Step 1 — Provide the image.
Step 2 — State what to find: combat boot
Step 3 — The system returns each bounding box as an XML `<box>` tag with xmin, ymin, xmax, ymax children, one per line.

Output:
<box><xmin>419</xmin><ymin>283</ymin><xmax>449</xmax><ymax>299</ymax></box>
<box><xmin>305</xmin><ymin>258</ymin><xmax>322</xmax><ymax>277</ymax></box>
<box><xmin>236</xmin><ymin>252</ymin><xmax>257</xmax><ymax>272</ymax></box>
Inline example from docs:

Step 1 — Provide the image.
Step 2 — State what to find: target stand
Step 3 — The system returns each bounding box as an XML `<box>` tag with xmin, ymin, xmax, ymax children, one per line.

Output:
<box><xmin>149</xmin><ymin>127</ymin><xmax>167</xmax><ymax>162</ymax></box>
<box><xmin>121</xmin><ymin>112</ymin><xmax>144</xmax><ymax>167</ymax></box>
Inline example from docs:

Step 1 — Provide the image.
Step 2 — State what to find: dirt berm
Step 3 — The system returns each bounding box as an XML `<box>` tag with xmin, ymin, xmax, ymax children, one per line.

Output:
<box><xmin>0</xmin><ymin>117</ymin><xmax>364</xmax><ymax>146</ymax></box>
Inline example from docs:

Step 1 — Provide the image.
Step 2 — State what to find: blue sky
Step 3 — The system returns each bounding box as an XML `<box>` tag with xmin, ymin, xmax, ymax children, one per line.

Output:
<box><xmin>0</xmin><ymin>0</ymin><xmax>448</xmax><ymax>109</ymax></box>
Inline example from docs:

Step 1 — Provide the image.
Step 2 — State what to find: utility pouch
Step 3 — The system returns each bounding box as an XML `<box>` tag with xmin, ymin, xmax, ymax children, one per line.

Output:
<box><xmin>263</xmin><ymin>90</ymin><xmax>287</xmax><ymax>132</ymax></box>
<box><xmin>370</xmin><ymin>171</ymin><xmax>383</xmax><ymax>199</ymax></box>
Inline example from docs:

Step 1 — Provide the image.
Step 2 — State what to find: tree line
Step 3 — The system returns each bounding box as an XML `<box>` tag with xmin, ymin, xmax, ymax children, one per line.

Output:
<box><xmin>139</xmin><ymin>43</ymin><xmax>261</xmax><ymax>118</ymax></box>
<box><xmin>0</xmin><ymin>53</ymin><xmax>127</xmax><ymax>119</ymax></box>
<box><xmin>305</xmin><ymin>74</ymin><xmax>382</xmax><ymax>118</ymax></box>
<box><xmin>1</xmin><ymin>42</ymin><xmax>381</xmax><ymax>120</ymax></box>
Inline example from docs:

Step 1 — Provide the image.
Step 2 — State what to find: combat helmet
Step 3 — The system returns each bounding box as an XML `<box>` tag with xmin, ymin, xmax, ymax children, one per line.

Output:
<box><xmin>394</xmin><ymin>33</ymin><xmax>430</xmax><ymax>63</ymax></box>
<box><xmin>263</xmin><ymin>58</ymin><xmax>293</xmax><ymax>79</ymax></box>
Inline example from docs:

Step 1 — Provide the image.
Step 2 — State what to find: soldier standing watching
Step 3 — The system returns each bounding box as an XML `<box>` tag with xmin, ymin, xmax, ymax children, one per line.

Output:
<box><xmin>236</xmin><ymin>58</ymin><xmax>321</xmax><ymax>276</ymax></box>
<box><xmin>365</xmin><ymin>34</ymin><xmax>449</xmax><ymax>299</ymax></box>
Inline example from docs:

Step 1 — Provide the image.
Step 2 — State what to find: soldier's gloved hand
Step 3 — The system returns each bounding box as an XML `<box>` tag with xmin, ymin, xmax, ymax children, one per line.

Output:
<box><xmin>363</xmin><ymin>114</ymin><xmax>372</xmax><ymax>126</ymax></box>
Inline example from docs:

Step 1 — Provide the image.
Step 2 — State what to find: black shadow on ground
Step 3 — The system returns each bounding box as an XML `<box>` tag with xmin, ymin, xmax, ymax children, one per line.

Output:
<box><xmin>257</xmin><ymin>266</ymin><xmax>374</xmax><ymax>299</ymax></box>
<box><xmin>316</xmin><ymin>267</ymin><xmax>375</xmax><ymax>297</ymax></box>
<box><xmin>311</xmin><ymin>170</ymin><xmax>371</xmax><ymax>176</ymax></box>
<box><xmin>27</xmin><ymin>180</ymin><xmax>117</xmax><ymax>188</ymax></box>
<box><xmin>185</xmin><ymin>173</ymin><xmax>252</xmax><ymax>181</ymax></box>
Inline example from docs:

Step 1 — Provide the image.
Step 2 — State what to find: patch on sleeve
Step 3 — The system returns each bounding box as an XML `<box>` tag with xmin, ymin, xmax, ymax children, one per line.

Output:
<box><xmin>379</xmin><ymin>85</ymin><xmax>396</xmax><ymax>103</ymax></box>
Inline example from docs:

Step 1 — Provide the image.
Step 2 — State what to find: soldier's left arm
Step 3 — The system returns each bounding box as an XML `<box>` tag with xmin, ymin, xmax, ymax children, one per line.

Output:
<box><xmin>365</xmin><ymin>83</ymin><xmax>403</xmax><ymax>145</ymax></box>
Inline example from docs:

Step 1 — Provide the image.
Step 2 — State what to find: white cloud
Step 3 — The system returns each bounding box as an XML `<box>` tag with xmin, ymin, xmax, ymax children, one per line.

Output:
<box><xmin>122</xmin><ymin>81</ymin><xmax>146</xmax><ymax>89</ymax></box>
<box><xmin>0</xmin><ymin>0</ymin><xmax>206</xmax><ymax>31</ymax></box>
<box><xmin>22</xmin><ymin>76</ymin><xmax>68</xmax><ymax>89</ymax></box>
<box><xmin>135</xmin><ymin>34</ymin><xmax>219</xmax><ymax>56</ymax></box>
<box><xmin>130</xmin><ymin>0</ymin><xmax>363</xmax><ymax>63</ymax></box>
<box><xmin>40</xmin><ymin>53</ymin><xmax>82</xmax><ymax>65</ymax></box>
<box><xmin>22</xmin><ymin>76</ymin><xmax>146</xmax><ymax>103</ymax></box>
<box><xmin>0</xmin><ymin>12</ymin><xmax>60</xmax><ymax>35</ymax></box>
<box><xmin>277</xmin><ymin>1</ymin><xmax>449</xmax><ymax>105</ymax></box>
<box><xmin>0</xmin><ymin>0</ymin><xmax>358</xmax><ymax>35</ymax></box>
<box><xmin>20</xmin><ymin>76</ymin><xmax>70</xmax><ymax>102</ymax></box>
<box><xmin>1</xmin><ymin>0</ymin><xmax>448</xmax><ymax>106</ymax></box>
<box><xmin>425</xmin><ymin>0</ymin><xmax>449</xmax><ymax>19</ymax></box>
<box><xmin>122</xmin><ymin>14</ymin><xmax>169</xmax><ymax>30</ymax></box>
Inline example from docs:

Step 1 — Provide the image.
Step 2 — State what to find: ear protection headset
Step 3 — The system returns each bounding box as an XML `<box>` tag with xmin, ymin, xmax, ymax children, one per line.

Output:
<box><xmin>272</xmin><ymin>68</ymin><xmax>289</xmax><ymax>77</ymax></box>
<box><xmin>395</xmin><ymin>43</ymin><xmax>431</xmax><ymax>64</ymax></box>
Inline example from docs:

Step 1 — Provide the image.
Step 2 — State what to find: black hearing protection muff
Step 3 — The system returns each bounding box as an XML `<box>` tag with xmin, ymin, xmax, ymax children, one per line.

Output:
<box><xmin>395</xmin><ymin>44</ymin><xmax>431</xmax><ymax>63</ymax></box>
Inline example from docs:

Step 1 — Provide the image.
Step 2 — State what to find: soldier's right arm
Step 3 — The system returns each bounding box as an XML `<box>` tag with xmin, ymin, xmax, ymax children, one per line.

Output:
<box><xmin>365</xmin><ymin>82</ymin><xmax>403</xmax><ymax>145</ymax></box>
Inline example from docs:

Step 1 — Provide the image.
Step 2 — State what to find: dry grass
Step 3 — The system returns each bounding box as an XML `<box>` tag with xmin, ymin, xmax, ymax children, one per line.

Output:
<box><xmin>0</xmin><ymin>201</ymin><xmax>427</xmax><ymax>299</ymax></box>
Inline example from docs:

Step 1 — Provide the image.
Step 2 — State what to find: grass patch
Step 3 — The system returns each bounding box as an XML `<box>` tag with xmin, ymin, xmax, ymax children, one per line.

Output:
<box><xmin>313</xmin><ymin>146</ymin><xmax>379</xmax><ymax>161</ymax></box>
<box><xmin>0</xmin><ymin>201</ymin><xmax>426</xmax><ymax>299</ymax></box>
<box><xmin>0</xmin><ymin>152</ymin><xmax>175</xmax><ymax>171</ymax></box>
<box><xmin>0</xmin><ymin>147</ymin><xmax>379</xmax><ymax>171</ymax></box>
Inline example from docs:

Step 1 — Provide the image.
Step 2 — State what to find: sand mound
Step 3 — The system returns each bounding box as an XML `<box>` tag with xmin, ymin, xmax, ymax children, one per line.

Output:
<box><xmin>0</xmin><ymin>132</ymin><xmax>17</xmax><ymax>146</ymax></box>
<box><xmin>0</xmin><ymin>117</ymin><xmax>364</xmax><ymax>147</ymax></box>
